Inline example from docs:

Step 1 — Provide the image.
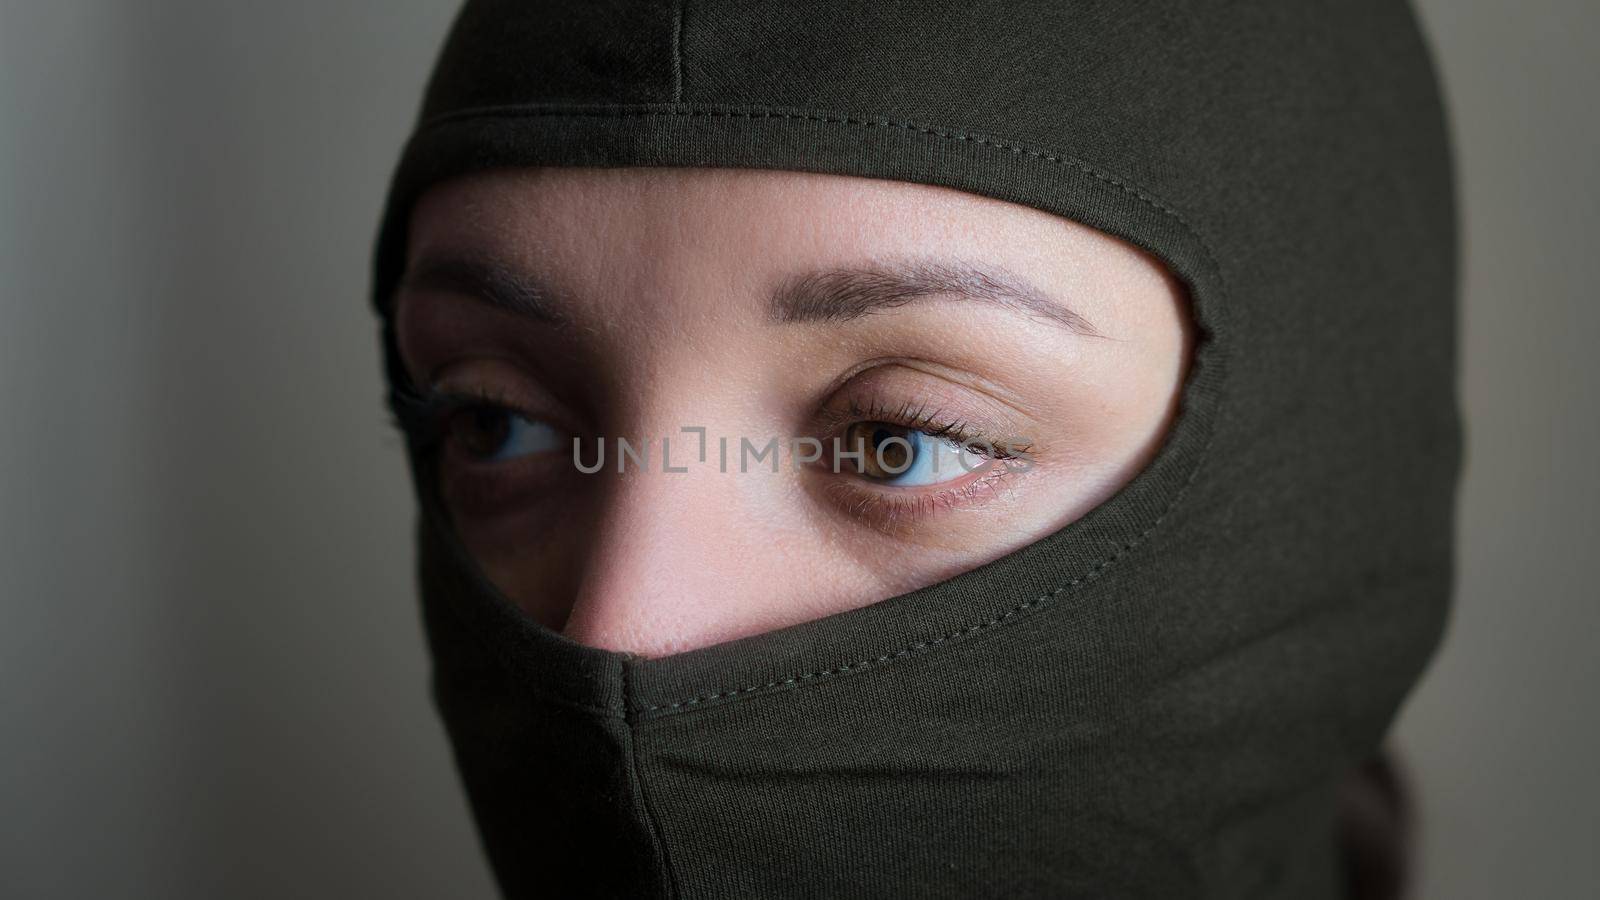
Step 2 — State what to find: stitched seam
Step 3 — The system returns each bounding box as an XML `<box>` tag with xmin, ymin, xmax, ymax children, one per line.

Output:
<box><xmin>406</xmin><ymin>103</ymin><xmax>1232</xmax><ymax>715</ymax></box>
<box><xmin>411</xmin><ymin>105</ymin><xmax>1220</xmax><ymax>266</ymax></box>
<box><xmin>621</xmin><ymin>663</ymin><xmax>681</xmax><ymax>898</ymax></box>
<box><xmin>638</xmin><ymin>403</ymin><xmax>1223</xmax><ymax>713</ymax></box>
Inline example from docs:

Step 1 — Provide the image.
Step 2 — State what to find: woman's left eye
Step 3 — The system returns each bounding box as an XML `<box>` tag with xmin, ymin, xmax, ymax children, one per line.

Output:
<box><xmin>446</xmin><ymin>405</ymin><xmax>562</xmax><ymax>462</ymax></box>
<box><xmin>837</xmin><ymin>422</ymin><xmax>985</xmax><ymax>486</ymax></box>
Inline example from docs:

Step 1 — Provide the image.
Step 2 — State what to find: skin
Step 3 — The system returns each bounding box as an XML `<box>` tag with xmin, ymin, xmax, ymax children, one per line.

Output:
<box><xmin>393</xmin><ymin>167</ymin><xmax>1192</xmax><ymax>658</ymax></box>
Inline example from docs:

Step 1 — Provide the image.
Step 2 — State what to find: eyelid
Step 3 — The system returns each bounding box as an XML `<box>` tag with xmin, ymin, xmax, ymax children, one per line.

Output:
<box><xmin>808</xmin><ymin>355</ymin><xmax>1038</xmax><ymax>424</ymax></box>
<box><xmin>386</xmin><ymin>384</ymin><xmax>523</xmax><ymax>453</ymax></box>
<box><xmin>815</xmin><ymin>397</ymin><xmax>952</xmax><ymax>439</ymax></box>
<box><xmin>816</xmin><ymin>454</ymin><xmax>1025</xmax><ymax>532</ymax></box>
<box><xmin>813</xmin><ymin>397</ymin><xmax>1034</xmax><ymax>462</ymax></box>
<box><xmin>811</xmin><ymin>364</ymin><xmax>1039</xmax><ymax>458</ymax></box>
<box><xmin>432</xmin><ymin>359</ymin><xmax>582</xmax><ymax>432</ymax></box>
<box><xmin>386</xmin><ymin>365</ymin><xmax>575</xmax><ymax>459</ymax></box>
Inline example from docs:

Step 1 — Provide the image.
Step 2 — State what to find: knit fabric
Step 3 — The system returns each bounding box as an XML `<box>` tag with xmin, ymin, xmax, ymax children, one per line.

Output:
<box><xmin>370</xmin><ymin>2</ymin><xmax>1460</xmax><ymax>897</ymax></box>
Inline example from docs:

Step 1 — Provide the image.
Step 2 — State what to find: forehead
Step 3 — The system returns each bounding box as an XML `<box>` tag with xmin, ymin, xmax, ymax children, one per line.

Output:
<box><xmin>400</xmin><ymin>167</ymin><xmax>1169</xmax><ymax>333</ymax></box>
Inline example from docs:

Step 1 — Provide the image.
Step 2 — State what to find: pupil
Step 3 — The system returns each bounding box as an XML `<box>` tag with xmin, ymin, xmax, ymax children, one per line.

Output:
<box><xmin>453</xmin><ymin>406</ymin><xmax>511</xmax><ymax>458</ymax></box>
<box><xmin>840</xmin><ymin>422</ymin><xmax>915</xmax><ymax>479</ymax></box>
<box><xmin>873</xmin><ymin>427</ymin><xmax>910</xmax><ymax>473</ymax></box>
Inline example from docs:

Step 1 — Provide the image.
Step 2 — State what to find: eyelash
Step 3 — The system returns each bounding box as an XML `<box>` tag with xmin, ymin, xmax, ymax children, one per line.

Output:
<box><xmin>812</xmin><ymin>396</ymin><xmax>1028</xmax><ymax>461</ymax></box>
<box><xmin>809</xmin><ymin>396</ymin><xmax>1028</xmax><ymax>526</ymax></box>
<box><xmin>385</xmin><ymin>383</ymin><xmax>526</xmax><ymax>454</ymax></box>
<box><xmin>384</xmin><ymin>385</ymin><xmax>1029</xmax><ymax>525</ymax></box>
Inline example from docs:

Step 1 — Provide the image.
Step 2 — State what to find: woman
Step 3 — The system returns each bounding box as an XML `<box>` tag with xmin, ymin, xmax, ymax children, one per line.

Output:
<box><xmin>370</xmin><ymin>1</ymin><xmax>1459</xmax><ymax>897</ymax></box>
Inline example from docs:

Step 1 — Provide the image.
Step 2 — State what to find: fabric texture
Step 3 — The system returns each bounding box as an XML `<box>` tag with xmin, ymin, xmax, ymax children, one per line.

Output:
<box><xmin>369</xmin><ymin>1</ymin><xmax>1460</xmax><ymax>897</ymax></box>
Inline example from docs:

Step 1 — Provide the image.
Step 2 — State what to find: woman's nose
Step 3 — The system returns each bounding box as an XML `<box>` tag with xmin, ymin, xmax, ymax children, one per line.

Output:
<box><xmin>558</xmin><ymin>437</ymin><xmax>798</xmax><ymax>657</ymax></box>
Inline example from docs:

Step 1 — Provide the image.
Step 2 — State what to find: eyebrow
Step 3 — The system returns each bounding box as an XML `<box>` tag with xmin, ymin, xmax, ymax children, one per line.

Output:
<box><xmin>770</xmin><ymin>259</ymin><xmax>1100</xmax><ymax>336</ymax></box>
<box><xmin>399</xmin><ymin>255</ymin><xmax>1098</xmax><ymax>337</ymax></box>
<box><xmin>397</xmin><ymin>256</ymin><xmax>567</xmax><ymax>325</ymax></box>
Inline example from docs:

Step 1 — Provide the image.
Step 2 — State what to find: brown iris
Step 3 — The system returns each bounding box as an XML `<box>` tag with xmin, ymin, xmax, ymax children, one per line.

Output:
<box><xmin>448</xmin><ymin>406</ymin><xmax>513</xmax><ymax>459</ymax></box>
<box><xmin>840</xmin><ymin>422</ymin><xmax>916</xmax><ymax>479</ymax></box>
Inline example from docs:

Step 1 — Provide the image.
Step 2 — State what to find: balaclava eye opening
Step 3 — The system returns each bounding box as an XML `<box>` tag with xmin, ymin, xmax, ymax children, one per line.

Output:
<box><xmin>369</xmin><ymin>3</ymin><xmax>1459</xmax><ymax>898</ymax></box>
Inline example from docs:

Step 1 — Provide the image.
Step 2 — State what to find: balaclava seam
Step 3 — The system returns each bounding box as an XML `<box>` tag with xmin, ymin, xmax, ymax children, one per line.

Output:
<box><xmin>372</xmin><ymin>3</ymin><xmax>1458</xmax><ymax>897</ymax></box>
<box><xmin>392</xmin><ymin>103</ymin><xmax>1234</xmax><ymax>715</ymax></box>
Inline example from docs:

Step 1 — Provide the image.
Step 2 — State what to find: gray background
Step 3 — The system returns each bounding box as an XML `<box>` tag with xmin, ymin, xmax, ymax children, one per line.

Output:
<box><xmin>1</xmin><ymin>2</ymin><xmax>1593</xmax><ymax>897</ymax></box>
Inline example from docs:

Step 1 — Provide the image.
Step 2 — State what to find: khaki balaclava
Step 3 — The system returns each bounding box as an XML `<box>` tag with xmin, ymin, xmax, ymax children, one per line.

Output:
<box><xmin>370</xmin><ymin>2</ymin><xmax>1460</xmax><ymax>897</ymax></box>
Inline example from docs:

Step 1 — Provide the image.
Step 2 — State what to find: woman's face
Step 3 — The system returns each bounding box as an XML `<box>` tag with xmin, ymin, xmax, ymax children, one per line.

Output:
<box><xmin>393</xmin><ymin>167</ymin><xmax>1191</xmax><ymax>658</ymax></box>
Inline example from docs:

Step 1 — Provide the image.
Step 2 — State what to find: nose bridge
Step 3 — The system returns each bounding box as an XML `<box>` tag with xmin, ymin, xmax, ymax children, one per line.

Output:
<box><xmin>561</xmin><ymin>398</ymin><xmax>784</xmax><ymax>657</ymax></box>
<box><xmin>556</xmin><ymin>238</ymin><xmax>795</xmax><ymax>655</ymax></box>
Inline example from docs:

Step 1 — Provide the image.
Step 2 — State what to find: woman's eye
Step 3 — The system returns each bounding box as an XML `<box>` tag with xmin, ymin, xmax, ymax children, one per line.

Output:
<box><xmin>838</xmin><ymin>421</ymin><xmax>985</xmax><ymax>486</ymax></box>
<box><xmin>446</xmin><ymin>405</ymin><xmax>561</xmax><ymax>462</ymax></box>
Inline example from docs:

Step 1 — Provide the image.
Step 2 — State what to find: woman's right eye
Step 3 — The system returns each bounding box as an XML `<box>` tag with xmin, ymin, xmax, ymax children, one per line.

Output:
<box><xmin>447</xmin><ymin>405</ymin><xmax>562</xmax><ymax>462</ymax></box>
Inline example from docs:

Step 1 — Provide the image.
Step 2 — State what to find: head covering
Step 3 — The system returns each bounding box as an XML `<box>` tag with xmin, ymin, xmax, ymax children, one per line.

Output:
<box><xmin>370</xmin><ymin>1</ymin><xmax>1460</xmax><ymax>897</ymax></box>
